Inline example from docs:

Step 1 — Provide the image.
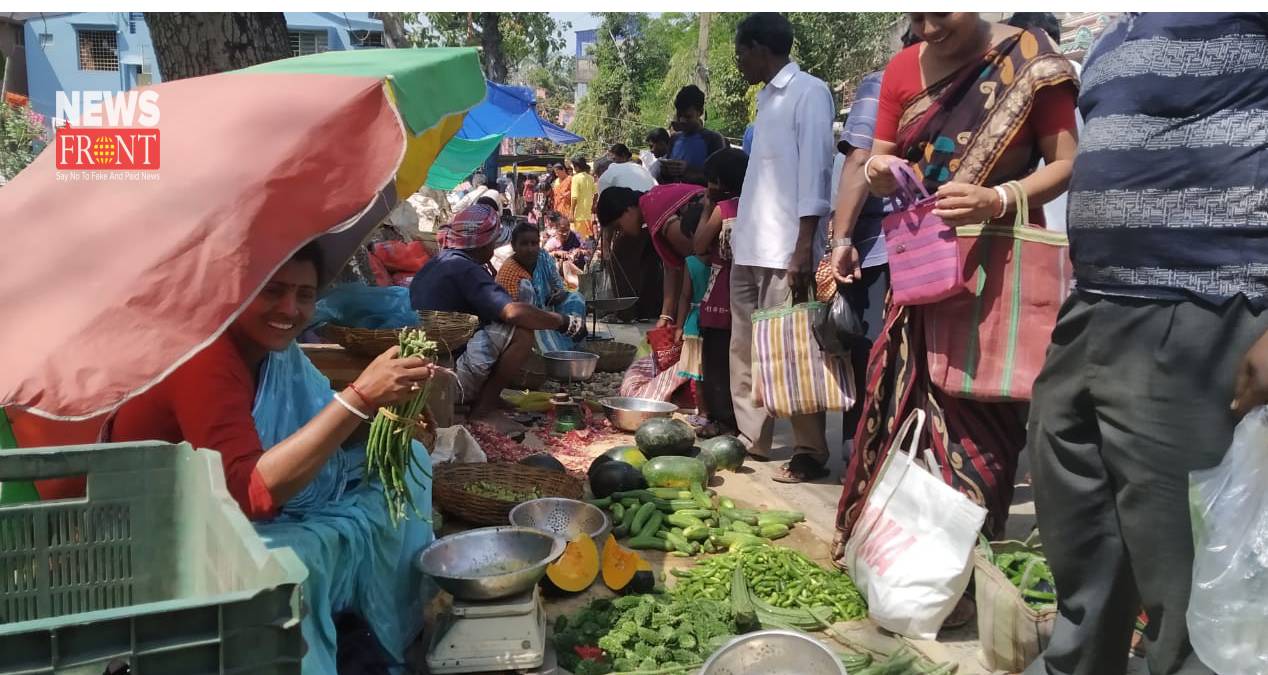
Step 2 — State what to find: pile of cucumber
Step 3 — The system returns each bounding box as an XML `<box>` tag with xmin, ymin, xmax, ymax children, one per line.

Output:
<box><xmin>587</xmin><ymin>486</ymin><xmax>804</xmax><ymax>556</ymax></box>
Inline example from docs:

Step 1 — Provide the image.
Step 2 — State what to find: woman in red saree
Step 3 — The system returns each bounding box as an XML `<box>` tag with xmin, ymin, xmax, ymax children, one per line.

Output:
<box><xmin>834</xmin><ymin>13</ymin><xmax>1078</xmax><ymax>562</ymax></box>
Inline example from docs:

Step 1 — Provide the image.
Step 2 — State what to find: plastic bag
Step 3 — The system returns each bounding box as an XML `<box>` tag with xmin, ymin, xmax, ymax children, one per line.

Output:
<box><xmin>1187</xmin><ymin>406</ymin><xmax>1268</xmax><ymax>675</ymax></box>
<box><xmin>308</xmin><ymin>282</ymin><xmax>419</xmax><ymax>330</ymax></box>
<box><xmin>813</xmin><ymin>290</ymin><xmax>867</xmax><ymax>357</ymax></box>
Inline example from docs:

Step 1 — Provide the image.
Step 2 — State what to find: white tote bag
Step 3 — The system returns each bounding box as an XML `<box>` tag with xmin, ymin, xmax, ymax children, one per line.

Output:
<box><xmin>842</xmin><ymin>410</ymin><xmax>988</xmax><ymax>639</ymax></box>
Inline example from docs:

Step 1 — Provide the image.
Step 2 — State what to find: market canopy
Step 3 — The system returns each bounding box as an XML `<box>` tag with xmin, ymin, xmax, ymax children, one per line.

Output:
<box><xmin>425</xmin><ymin>80</ymin><xmax>583</xmax><ymax>190</ymax></box>
<box><xmin>0</xmin><ymin>48</ymin><xmax>485</xmax><ymax>420</ymax></box>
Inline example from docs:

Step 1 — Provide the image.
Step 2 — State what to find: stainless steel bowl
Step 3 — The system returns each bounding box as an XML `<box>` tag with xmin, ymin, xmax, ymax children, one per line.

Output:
<box><xmin>600</xmin><ymin>396</ymin><xmax>678</xmax><ymax>432</ymax></box>
<box><xmin>542</xmin><ymin>351</ymin><xmax>599</xmax><ymax>382</ymax></box>
<box><xmin>509</xmin><ymin>498</ymin><xmax>612</xmax><ymax>551</ymax></box>
<box><xmin>700</xmin><ymin>630</ymin><xmax>849</xmax><ymax>675</ymax></box>
<box><xmin>415</xmin><ymin>526</ymin><xmax>565</xmax><ymax>602</ymax></box>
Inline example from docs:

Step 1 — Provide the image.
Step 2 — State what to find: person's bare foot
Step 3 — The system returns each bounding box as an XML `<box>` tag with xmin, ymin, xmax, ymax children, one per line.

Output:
<box><xmin>469</xmin><ymin>409</ymin><xmax>527</xmax><ymax>436</ymax></box>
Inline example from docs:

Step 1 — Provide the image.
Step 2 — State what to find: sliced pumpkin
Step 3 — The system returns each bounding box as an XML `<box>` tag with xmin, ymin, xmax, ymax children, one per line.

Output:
<box><xmin>602</xmin><ymin>534</ymin><xmax>656</xmax><ymax>594</ymax></box>
<box><xmin>544</xmin><ymin>534</ymin><xmax>599</xmax><ymax>594</ymax></box>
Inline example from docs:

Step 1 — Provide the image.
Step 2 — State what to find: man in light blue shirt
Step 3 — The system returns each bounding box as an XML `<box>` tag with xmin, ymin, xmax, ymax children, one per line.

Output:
<box><xmin>730</xmin><ymin>12</ymin><xmax>835</xmax><ymax>482</ymax></box>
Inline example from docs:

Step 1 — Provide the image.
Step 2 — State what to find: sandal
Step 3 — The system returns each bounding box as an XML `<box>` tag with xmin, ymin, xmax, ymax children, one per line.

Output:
<box><xmin>772</xmin><ymin>452</ymin><xmax>830</xmax><ymax>483</ymax></box>
<box><xmin>942</xmin><ymin>596</ymin><xmax>976</xmax><ymax>630</ymax></box>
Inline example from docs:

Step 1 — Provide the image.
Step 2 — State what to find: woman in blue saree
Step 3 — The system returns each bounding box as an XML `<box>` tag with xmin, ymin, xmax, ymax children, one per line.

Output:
<box><xmin>112</xmin><ymin>243</ymin><xmax>437</xmax><ymax>674</ymax></box>
<box><xmin>495</xmin><ymin>222</ymin><xmax>587</xmax><ymax>353</ymax></box>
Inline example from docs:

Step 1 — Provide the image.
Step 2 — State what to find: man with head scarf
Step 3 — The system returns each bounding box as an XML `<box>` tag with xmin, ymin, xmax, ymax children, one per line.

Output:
<box><xmin>411</xmin><ymin>205</ymin><xmax>585</xmax><ymax>430</ymax></box>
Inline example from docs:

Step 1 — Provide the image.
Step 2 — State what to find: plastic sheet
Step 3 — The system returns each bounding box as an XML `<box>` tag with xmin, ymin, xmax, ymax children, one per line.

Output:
<box><xmin>1187</xmin><ymin>406</ymin><xmax>1268</xmax><ymax>675</ymax></box>
<box><xmin>309</xmin><ymin>283</ymin><xmax>419</xmax><ymax>330</ymax></box>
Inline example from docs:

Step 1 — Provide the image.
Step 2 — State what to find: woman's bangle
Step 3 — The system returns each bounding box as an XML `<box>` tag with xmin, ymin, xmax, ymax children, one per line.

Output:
<box><xmin>862</xmin><ymin>155</ymin><xmax>883</xmax><ymax>186</ymax></box>
<box><xmin>659</xmin><ymin>314</ymin><xmax>676</xmax><ymax>324</ymax></box>
<box><xmin>346</xmin><ymin>382</ymin><xmax>370</xmax><ymax>409</ymax></box>
<box><xmin>993</xmin><ymin>185</ymin><xmax>1009</xmax><ymax>219</ymax></box>
<box><xmin>333</xmin><ymin>391</ymin><xmax>370</xmax><ymax>421</ymax></box>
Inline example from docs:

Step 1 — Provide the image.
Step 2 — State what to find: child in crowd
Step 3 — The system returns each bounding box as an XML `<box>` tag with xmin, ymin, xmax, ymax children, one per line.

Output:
<box><xmin>673</xmin><ymin>196</ymin><xmax>728</xmax><ymax>436</ymax></box>
<box><xmin>543</xmin><ymin>211</ymin><xmax>587</xmax><ymax>287</ymax></box>
<box><xmin>684</xmin><ymin>148</ymin><xmax>748</xmax><ymax>436</ymax></box>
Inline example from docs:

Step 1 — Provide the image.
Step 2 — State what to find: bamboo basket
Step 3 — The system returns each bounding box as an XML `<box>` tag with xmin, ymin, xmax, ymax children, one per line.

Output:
<box><xmin>581</xmin><ymin>341</ymin><xmax>637</xmax><ymax>372</ymax></box>
<box><xmin>418</xmin><ymin>310</ymin><xmax>478</xmax><ymax>353</ymax></box>
<box><xmin>433</xmin><ymin>463</ymin><xmax>583</xmax><ymax>525</ymax></box>
<box><xmin>317</xmin><ymin>311</ymin><xmax>476</xmax><ymax>358</ymax></box>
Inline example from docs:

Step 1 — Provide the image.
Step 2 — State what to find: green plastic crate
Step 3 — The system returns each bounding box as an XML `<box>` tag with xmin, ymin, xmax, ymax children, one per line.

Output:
<box><xmin>0</xmin><ymin>442</ymin><xmax>308</xmax><ymax>674</ymax></box>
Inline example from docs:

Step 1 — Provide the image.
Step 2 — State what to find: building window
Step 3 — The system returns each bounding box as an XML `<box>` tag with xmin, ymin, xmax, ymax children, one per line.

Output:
<box><xmin>353</xmin><ymin>30</ymin><xmax>384</xmax><ymax>48</ymax></box>
<box><xmin>37</xmin><ymin>32</ymin><xmax>53</xmax><ymax>48</ymax></box>
<box><xmin>77</xmin><ymin>29</ymin><xmax>119</xmax><ymax>71</ymax></box>
<box><xmin>289</xmin><ymin>30</ymin><xmax>329</xmax><ymax>57</ymax></box>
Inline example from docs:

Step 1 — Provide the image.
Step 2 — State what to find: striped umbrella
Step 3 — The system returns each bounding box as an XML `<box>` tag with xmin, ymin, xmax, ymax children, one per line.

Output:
<box><xmin>0</xmin><ymin>48</ymin><xmax>485</xmax><ymax>421</ymax></box>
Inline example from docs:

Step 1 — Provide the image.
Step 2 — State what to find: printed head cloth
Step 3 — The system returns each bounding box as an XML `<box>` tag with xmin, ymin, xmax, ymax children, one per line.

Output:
<box><xmin>438</xmin><ymin>204</ymin><xmax>508</xmax><ymax>250</ymax></box>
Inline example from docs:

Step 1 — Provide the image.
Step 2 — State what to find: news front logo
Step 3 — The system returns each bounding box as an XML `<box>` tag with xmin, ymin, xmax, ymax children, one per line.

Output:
<box><xmin>54</xmin><ymin>90</ymin><xmax>160</xmax><ymax>181</ymax></box>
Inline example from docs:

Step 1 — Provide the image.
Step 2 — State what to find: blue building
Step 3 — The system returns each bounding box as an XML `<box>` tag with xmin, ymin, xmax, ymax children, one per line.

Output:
<box><xmin>12</xmin><ymin>12</ymin><xmax>382</xmax><ymax>120</ymax></box>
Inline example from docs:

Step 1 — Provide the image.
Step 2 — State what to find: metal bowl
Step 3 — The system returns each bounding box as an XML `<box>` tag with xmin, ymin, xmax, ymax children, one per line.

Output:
<box><xmin>700</xmin><ymin>630</ymin><xmax>849</xmax><ymax>675</ymax></box>
<box><xmin>416</xmin><ymin>526</ymin><xmax>565</xmax><ymax>602</ymax></box>
<box><xmin>509</xmin><ymin>498</ymin><xmax>611</xmax><ymax>551</ymax></box>
<box><xmin>542</xmin><ymin>351</ymin><xmax>599</xmax><ymax>382</ymax></box>
<box><xmin>600</xmin><ymin>396</ymin><xmax>678</xmax><ymax>432</ymax></box>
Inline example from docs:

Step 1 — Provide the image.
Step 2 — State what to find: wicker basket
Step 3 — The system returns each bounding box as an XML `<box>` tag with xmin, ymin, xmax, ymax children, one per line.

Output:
<box><xmin>433</xmin><ymin>463</ymin><xmax>583</xmax><ymax>525</ymax></box>
<box><xmin>318</xmin><ymin>324</ymin><xmax>400</xmax><ymax>358</ymax></box>
<box><xmin>418</xmin><ymin>310</ymin><xmax>478</xmax><ymax>353</ymax></box>
<box><xmin>318</xmin><ymin>312</ymin><xmax>477</xmax><ymax>358</ymax></box>
<box><xmin>581</xmin><ymin>341</ymin><xmax>637</xmax><ymax>372</ymax></box>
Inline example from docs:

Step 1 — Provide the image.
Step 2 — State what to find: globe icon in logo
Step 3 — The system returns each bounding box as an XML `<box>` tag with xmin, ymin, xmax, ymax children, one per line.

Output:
<box><xmin>91</xmin><ymin>136</ymin><xmax>117</xmax><ymax>165</ymax></box>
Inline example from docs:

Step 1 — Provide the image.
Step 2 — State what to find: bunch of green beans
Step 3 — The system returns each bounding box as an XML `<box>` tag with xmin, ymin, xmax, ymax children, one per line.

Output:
<box><xmin>670</xmin><ymin>545</ymin><xmax>867</xmax><ymax>622</ymax></box>
<box><xmin>366</xmin><ymin>328</ymin><xmax>436</xmax><ymax>524</ymax></box>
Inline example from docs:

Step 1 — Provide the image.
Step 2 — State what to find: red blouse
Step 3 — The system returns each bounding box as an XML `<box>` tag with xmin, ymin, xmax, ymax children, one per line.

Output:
<box><xmin>111</xmin><ymin>336</ymin><xmax>279</xmax><ymax>520</ymax></box>
<box><xmin>874</xmin><ymin>43</ymin><xmax>1077</xmax><ymax>147</ymax></box>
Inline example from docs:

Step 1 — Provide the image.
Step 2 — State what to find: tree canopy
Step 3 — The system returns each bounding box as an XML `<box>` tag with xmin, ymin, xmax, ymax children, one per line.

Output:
<box><xmin>572</xmin><ymin>12</ymin><xmax>901</xmax><ymax>155</ymax></box>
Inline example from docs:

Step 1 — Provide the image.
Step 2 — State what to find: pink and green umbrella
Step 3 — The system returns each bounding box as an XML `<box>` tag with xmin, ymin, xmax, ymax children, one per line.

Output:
<box><xmin>0</xmin><ymin>48</ymin><xmax>485</xmax><ymax>421</ymax></box>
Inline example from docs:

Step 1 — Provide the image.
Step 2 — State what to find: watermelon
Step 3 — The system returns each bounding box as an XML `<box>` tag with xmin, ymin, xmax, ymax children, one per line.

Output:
<box><xmin>687</xmin><ymin>446</ymin><xmax>717</xmax><ymax>481</ymax></box>
<box><xmin>641</xmin><ymin>456</ymin><xmax>708</xmax><ymax>489</ymax></box>
<box><xmin>519</xmin><ymin>453</ymin><xmax>567</xmax><ymax>473</ymax></box>
<box><xmin>589</xmin><ymin>461</ymin><xmax>647</xmax><ymax>498</ymax></box>
<box><xmin>698</xmin><ymin>436</ymin><xmax>746</xmax><ymax>471</ymax></box>
<box><xmin>634</xmin><ymin>418</ymin><xmax>696</xmax><ymax>457</ymax></box>
<box><xmin>602</xmin><ymin>445</ymin><xmax>648</xmax><ymax>469</ymax></box>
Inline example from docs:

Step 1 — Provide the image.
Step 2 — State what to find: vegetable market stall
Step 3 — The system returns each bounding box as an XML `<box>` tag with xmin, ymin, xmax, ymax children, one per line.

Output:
<box><xmin>422</xmin><ymin>413</ymin><xmax>971</xmax><ymax>674</ymax></box>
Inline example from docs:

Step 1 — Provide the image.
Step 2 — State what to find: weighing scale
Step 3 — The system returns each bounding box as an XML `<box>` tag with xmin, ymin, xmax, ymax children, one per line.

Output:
<box><xmin>541</xmin><ymin>352</ymin><xmax>598</xmax><ymax>433</ymax></box>
<box><xmin>426</xmin><ymin>587</ymin><xmax>551</xmax><ymax>673</ymax></box>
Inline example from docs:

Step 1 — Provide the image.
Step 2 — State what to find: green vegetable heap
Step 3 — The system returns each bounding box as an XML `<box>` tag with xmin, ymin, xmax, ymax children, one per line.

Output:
<box><xmin>987</xmin><ymin>545</ymin><xmax>1057</xmax><ymax>609</ymax></box>
<box><xmin>588</xmin><ymin>488</ymin><xmax>805</xmax><ymax>557</ymax></box>
<box><xmin>672</xmin><ymin>545</ymin><xmax>868</xmax><ymax>624</ymax></box>
<box><xmin>462</xmin><ymin>480</ymin><xmax>541</xmax><ymax>502</ymax></box>
<box><xmin>366</xmin><ymin>328</ymin><xmax>437</xmax><ymax>523</ymax></box>
<box><xmin>554</xmin><ymin>595</ymin><xmax>736</xmax><ymax>675</ymax></box>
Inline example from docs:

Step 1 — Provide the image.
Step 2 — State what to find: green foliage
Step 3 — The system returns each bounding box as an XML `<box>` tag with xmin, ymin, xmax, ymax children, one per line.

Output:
<box><xmin>571</xmin><ymin>13</ymin><xmax>664</xmax><ymax>156</ymax></box>
<box><xmin>413</xmin><ymin>12</ymin><xmax>567</xmax><ymax>64</ymax></box>
<box><xmin>0</xmin><ymin>103</ymin><xmax>48</xmax><ymax>180</ymax></box>
<box><xmin>788</xmin><ymin>12</ymin><xmax>903</xmax><ymax>99</ymax></box>
<box><xmin>574</xmin><ymin>12</ymin><xmax>898</xmax><ymax>151</ymax></box>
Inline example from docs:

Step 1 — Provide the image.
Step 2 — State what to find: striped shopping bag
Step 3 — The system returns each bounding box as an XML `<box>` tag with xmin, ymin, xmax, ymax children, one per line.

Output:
<box><xmin>924</xmin><ymin>182</ymin><xmax>1071</xmax><ymax>402</ymax></box>
<box><xmin>751</xmin><ymin>302</ymin><xmax>855</xmax><ymax>417</ymax></box>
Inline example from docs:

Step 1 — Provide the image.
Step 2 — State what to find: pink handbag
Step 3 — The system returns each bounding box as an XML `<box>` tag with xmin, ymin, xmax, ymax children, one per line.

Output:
<box><xmin>881</xmin><ymin>163</ymin><xmax>963</xmax><ymax>306</ymax></box>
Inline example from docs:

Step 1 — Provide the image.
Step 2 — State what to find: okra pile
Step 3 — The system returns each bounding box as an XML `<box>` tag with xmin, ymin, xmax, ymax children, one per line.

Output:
<box><xmin>587</xmin><ymin>486</ymin><xmax>804</xmax><ymax>556</ymax></box>
<box><xmin>672</xmin><ymin>545</ymin><xmax>868</xmax><ymax>623</ymax></box>
<box><xmin>366</xmin><ymin>328</ymin><xmax>437</xmax><ymax>523</ymax></box>
<box><xmin>992</xmin><ymin>549</ymin><xmax>1057</xmax><ymax>609</ymax></box>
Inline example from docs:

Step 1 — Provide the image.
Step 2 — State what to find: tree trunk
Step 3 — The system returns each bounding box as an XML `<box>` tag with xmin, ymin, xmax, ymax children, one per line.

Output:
<box><xmin>478</xmin><ymin>13</ymin><xmax>508</xmax><ymax>82</ymax></box>
<box><xmin>379</xmin><ymin>12</ymin><xmax>410</xmax><ymax>48</ymax></box>
<box><xmin>145</xmin><ymin>13</ymin><xmax>291</xmax><ymax>81</ymax></box>
<box><xmin>695</xmin><ymin>12</ymin><xmax>711</xmax><ymax>96</ymax></box>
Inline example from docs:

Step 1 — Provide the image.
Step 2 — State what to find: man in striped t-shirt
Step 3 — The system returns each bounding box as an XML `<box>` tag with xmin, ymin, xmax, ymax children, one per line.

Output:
<box><xmin>1027</xmin><ymin>13</ymin><xmax>1268</xmax><ymax>675</ymax></box>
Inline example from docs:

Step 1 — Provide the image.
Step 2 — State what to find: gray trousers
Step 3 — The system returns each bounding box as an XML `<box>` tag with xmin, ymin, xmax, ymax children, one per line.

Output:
<box><xmin>1025</xmin><ymin>292</ymin><xmax>1268</xmax><ymax>675</ymax></box>
<box><xmin>728</xmin><ymin>264</ymin><xmax>828</xmax><ymax>461</ymax></box>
